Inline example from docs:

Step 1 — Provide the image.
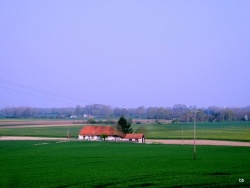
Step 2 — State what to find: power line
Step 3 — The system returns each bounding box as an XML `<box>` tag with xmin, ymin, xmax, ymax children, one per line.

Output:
<box><xmin>0</xmin><ymin>85</ymin><xmax>77</xmax><ymax>106</ymax></box>
<box><xmin>0</xmin><ymin>78</ymin><xmax>82</xmax><ymax>102</ymax></box>
<box><xmin>0</xmin><ymin>78</ymin><xmax>94</xmax><ymax>106</ymax></box>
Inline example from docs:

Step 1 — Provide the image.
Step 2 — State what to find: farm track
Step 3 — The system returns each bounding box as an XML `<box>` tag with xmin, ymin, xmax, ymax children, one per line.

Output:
<box><xmin>0</xmin><ymin>136</ymin><xmax>250</xmax><ymax>147</ymax></box>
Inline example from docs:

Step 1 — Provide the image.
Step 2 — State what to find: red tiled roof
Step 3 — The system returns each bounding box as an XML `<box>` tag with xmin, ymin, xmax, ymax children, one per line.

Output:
<box><xmin>125</xmin><ymin>134</ymin><xmax>144</xmax><ymax>139</ymax></box>
<box><xmin>79</xmin><ymin>126</ymin><xmax>125</xmax><ymax>138</ymax></box>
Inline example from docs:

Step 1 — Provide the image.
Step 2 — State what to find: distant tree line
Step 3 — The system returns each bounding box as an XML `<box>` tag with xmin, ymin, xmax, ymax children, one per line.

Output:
<box><xmin>1</xmin><ymin>104</ymin><xmax>250</xmax><ymax>122</ymax></box>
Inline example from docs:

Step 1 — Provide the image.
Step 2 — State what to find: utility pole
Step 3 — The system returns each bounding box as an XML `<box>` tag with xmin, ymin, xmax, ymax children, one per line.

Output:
<box><xmin>67</xmin><ymin>127</ymin><xmax>70</xmax><ymax>140</ymax></box>
<box><xmin>182</xmin><ymin>126</ymin><xmax>183</xmax><ymax>145</ymax></box>
<box><xmin>192</xmin><ymin>110</ymin><xmax>199</xmax><ymax>160</ymax></box>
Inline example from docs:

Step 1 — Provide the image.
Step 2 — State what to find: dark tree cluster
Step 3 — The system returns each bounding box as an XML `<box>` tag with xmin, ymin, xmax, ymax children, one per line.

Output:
<box><xmin>117</xmin><ymin>116</ymin><xmax>133</xmax><ymax>134</ymax></box>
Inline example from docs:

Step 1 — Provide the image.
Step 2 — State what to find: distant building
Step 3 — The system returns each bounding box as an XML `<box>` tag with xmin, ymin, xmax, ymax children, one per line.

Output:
<box><xmin>83</xmin><ymin>114</ymin><xmax>93</xmax><ymax>118</ymax></box>
<box><xmin>245</xmin><ymin>115</ymin><xmax>248</xmax><ymax>121</ymax></box>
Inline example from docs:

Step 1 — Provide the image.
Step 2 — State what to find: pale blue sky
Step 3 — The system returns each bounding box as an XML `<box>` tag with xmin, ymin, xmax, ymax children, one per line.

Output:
<box><xmin>0</xmin><ymin>1</ymin><xmax>250</xmax><ymax>108</ymax></box>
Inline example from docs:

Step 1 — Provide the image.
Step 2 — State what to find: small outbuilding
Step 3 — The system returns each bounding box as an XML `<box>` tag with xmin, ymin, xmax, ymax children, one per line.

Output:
<box><xmin>124</xmin><ymin>133</ymin><xmax>145</xmax><ymax>143</ymax></box>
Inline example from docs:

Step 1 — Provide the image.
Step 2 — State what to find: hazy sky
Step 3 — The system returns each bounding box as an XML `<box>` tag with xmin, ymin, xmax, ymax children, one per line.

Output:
<box><xmin>1</xmin><ymin>1</ymin><xmax>250</xmax><ymax>108</ymax></box>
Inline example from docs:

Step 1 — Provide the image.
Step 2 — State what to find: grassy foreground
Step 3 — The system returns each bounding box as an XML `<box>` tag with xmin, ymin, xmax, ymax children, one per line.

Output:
<box><xmin>0</xmin><ymin>141</ymin><xmax>249</xmax><ymax>187</ymax></box>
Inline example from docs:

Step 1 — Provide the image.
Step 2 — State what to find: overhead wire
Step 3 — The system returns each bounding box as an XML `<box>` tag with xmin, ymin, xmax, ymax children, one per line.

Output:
<box><xmin>0</xmin><ymin>85</ymin><xmax>76</xmax><ymax>106</ymax></box>
<box><xmin>0</xmin><ymin>78</ymin><xmax>94</xmax><ymax>106</ymax></box>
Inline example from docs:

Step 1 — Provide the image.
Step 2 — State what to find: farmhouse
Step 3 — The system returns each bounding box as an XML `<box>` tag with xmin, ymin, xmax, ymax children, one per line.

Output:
<box><xmin>78</xmin><ymin>126</ymin><xmax>125</xmax><ymax>141</ymax></box>
<box><xmin>78</xmin><ymin>126</ymin><xmax>145</xmax><ymax>143</ymax></box>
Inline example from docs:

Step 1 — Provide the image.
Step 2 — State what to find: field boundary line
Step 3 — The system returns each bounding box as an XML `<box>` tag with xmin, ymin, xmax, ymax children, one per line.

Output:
<box><xmin>146</xmin><ymin>139</ymin><xmax>250</xmax><ymax>147</ymax></box>
<box><xmin>1</xmin><ymin>137</ymin><xmax>250</xmax><ymax>146</ymax></box>
<box><xmin>0</xmin><ymin>136</ymin><xmax>68</xmax><ymax>141</ymax></box>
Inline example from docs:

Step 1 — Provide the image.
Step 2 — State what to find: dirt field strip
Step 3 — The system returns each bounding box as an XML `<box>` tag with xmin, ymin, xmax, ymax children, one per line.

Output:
<box><xmin>0</xmin><ymin>120</ymin><xmax>88</xmax><ymax>128</ymax></box>
<box><xmin>0</xmin><ymin>124</ymin><xmax>84</xmax><ymax>128</ymax></box>
<box><xmin>0</xmin><ymin>136</ymin><xmax>68</xmax><ymax>141</ymax></box>
<box><xmin>0</xmin><ymin>120</ymin><xmax>82</xmax><ymax>125</ymax></box>
<box><xmin>146</xmin><ymin>139</ymin><xmax>250</xmax><ymax>147</ymax></box>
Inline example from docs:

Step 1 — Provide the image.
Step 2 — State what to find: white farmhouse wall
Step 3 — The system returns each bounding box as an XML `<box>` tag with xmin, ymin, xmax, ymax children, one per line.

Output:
<box><xmin>78</xmin><ymin>135</ymin><xmax>120</xmax><ymax>141</ymax></box>
<box><xmin>78</xmin><ymin>134</ymin><xmax>144</xmax><ymax>143</ymax></box>
<box><xmin>79</xmin><ymin>135</ymin><xmax>84</xmax><ymax>140</ymax></box>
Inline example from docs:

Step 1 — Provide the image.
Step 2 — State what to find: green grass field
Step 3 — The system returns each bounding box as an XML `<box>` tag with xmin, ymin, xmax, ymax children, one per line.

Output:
<box><xmin>0</xmin><ymin>141</ymin><xmax>249</xmax><ymax>187</ymax></box>
<box><xmin>139</xmin><ymin>121</ymin><xmax>250</xmax><ymax>141</ymax></box>
<box><xmin>1</xmin><ymin>121</ymin><xmax>250</xmax><ymax>141</ymax></box>
<box><xmin>0</xmin><ymin>125</ymin><xmax>83</xmax><ymax>138</ymax></box>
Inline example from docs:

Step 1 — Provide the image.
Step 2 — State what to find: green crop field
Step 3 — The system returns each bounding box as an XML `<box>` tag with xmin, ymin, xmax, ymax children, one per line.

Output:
<box><xmin>138</xmin><ymin>121</ymin><xmax>250</xmax><ymax>141</ymax></box>
<box><xmin>0</xmin><ymin>120</ymin><xmax>250</xmax><ymax>141</ymax></box>
<box><xmin>0</xmin><ymin>141</ymin><xmax>249</xmax><ymax>187</ymax></box>
<box><xmin>0</xmin><ymin>125</ymin><xmax>83</xmax><ymax>138</ymax></box>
